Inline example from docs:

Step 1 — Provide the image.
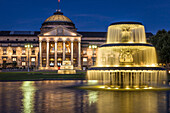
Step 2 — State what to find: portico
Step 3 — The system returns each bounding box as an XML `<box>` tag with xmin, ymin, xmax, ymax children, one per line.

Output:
<box><xmin>39</xmin><ymin>26</ymin><xmax>82</xmax><ymax>70</ymax></box>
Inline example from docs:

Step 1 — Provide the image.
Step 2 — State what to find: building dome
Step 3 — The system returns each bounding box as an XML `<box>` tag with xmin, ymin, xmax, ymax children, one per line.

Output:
<box><xmin>44</xmin><ymin>12</ymin><xmax>73</xmax><ymax>23</ymax></box>
<box><xmin>41</xmin><ymin>11</ymin><xmax>76</xmax><ymax>33</ymax></box>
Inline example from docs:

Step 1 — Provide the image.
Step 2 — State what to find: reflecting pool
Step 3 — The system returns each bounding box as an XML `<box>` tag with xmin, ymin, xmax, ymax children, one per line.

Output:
<box><xmin>0</xmin><ymin>80</ymin><xmax>170</xmax><ymax>113</ymax></box>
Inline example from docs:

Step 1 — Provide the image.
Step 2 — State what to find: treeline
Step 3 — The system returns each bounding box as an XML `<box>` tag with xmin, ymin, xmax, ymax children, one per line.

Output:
<box><xmin>149</xmin><ymin>29</ymin><xmax>170</xmax><ymax>65</ymax></box>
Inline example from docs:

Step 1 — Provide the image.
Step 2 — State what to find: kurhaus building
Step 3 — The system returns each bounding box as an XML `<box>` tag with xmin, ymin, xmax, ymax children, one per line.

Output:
<box><xmin>0</xmin><ymin>10</ymin><xmax>153</xmax><ymax>70</ymax></box>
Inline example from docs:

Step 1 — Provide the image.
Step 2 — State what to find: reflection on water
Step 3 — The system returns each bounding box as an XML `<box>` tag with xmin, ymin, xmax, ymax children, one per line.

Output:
<box><xmin>21</xmin><ymin>81</ymin><xmax>36</xmax><ymax>113</ymax></box>
<box><xmin>0</xmin><ymin>80</ymin><xmax>170</xmax><ymax>113</ymax></box>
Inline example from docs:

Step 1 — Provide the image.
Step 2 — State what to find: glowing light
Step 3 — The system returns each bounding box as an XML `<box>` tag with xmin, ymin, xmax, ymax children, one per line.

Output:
<box><xmin>149</xmin><ymin>87</ymin><xmax>152</xmax><ymax>89</ymax></box>
<box><xmin>88</xmin><ymin>80</ymin><xmax>98</xmax><ymax>83</ymax></box>
<box><xmin>136</xmin><ymin>88</ymin><xmax>140</xmax><ymax>89</ymax></box>
<box><xmin>100</xmin><ymin>86</ymin><xmax>105</xmax><ymax>88</ymax></box>
<box><xmin>71</xmin><ymin>33</ymin><xmax>76</xmax><ymax>36</ymax></box>
<box><xmin>107</xmin><ymin>87</ymin><xmax>111</xmax><ymax>89</ymax></box>
<box><xmin>152</xmin><ymin>64</ymin><xmax>156</xmax><ymax>67</ymax></box>
<box><xmin>87</xmin><ymin>22</ymin><xmax>167</xmax><ymax>89</ymax></box>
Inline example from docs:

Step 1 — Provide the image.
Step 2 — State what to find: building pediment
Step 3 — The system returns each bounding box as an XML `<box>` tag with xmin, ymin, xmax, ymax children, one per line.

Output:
<box><xmin>39</xmin><ymin>26</ymin><xmax>82</xmax><ymax>37</ymax></box>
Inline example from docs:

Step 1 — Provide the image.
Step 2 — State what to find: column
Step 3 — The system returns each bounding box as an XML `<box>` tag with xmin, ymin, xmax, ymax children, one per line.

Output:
<box><xmin>46</xmin><ymin>40</ymin><xmax>49</xmax><ymax>67</ymax></box>
<box><xmin>71</xmin><ymin>41</ymin><xmax>73</xmax><ymax>64</ymax></box>
<box><xmin>55</xmin><ymin>41</ymin><xmax>58</xmax><ymax>67</ymax></box>
<box><xmin>78</xmin><ymin>41</ymin><xmax>81</xmax><ymax>68</ymax></box>
<box><xmin>39</xmin><ymin>41</ymin><xmax>42</xmax><ymax>67</ymax></box>
<box><xmin>63</xmin><ymin>41</ymin><xmax>66</xmax><ymax>61</ymax></box>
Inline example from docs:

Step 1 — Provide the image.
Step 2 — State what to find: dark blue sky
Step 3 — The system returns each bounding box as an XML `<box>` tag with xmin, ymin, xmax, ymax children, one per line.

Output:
<box><xmin>0</xmin><ymin>0</ymin><xmax>170</xmax><ymax>34</ymax></box>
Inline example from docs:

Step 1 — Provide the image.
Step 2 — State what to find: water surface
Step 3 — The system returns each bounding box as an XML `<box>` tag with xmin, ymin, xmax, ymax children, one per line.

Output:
<box><xmin>0</xmin><ymin>80</ymin><xmax>170</xmax><ymax>113</ymax></box>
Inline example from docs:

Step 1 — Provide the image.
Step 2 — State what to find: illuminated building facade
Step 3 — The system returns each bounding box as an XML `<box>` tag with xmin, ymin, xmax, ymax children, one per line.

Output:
<box><xmin>0</xmin><ymin>11</ymin><xmax>153</xmax><ymax>70</ymax></box>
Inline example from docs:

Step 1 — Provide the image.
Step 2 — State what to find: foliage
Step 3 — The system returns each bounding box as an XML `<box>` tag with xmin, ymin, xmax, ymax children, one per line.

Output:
<box><xmin>149</xmin><ymin>29</ymin><xmax>170</xmax><ymax>64</ymax></box>
<box><xmin>2</xmin><ymin>62</ymin><xmax>18</xmax><ymax>69</ymax></box>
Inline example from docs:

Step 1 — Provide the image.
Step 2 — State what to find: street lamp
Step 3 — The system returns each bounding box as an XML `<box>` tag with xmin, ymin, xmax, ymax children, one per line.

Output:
<box><xmin>25</xmin><ymin>44</ymin><xmax>33</xmax><ymax>72</ymax></box>
<box><xmin>89</xmin><ymin>45</ymin><xmax>98</xmax><ymax>66</ymax></box>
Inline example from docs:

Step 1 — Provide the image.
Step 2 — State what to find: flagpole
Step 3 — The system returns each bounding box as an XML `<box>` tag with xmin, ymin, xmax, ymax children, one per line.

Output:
<box><xmin>58</xmin><ymin>0</ymin><xmax>60</xmax><ymax>11</ymax></box>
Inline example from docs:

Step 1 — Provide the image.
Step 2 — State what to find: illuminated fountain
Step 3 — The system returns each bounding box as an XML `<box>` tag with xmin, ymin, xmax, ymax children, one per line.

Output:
<box><xmin>87</xmin><ymin>22</ymin><xmax>167</xmax><ymax>89</ymax></box>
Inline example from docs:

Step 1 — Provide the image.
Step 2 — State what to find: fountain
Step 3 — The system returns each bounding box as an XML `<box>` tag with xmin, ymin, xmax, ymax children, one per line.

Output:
<box><xmin>87</xmin><ymin>22</ymin><xmax>167</xmax><ymax>89</ymax></box>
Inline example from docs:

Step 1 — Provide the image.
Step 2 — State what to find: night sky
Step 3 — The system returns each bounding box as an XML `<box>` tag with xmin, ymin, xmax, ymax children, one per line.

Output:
<box><xmin>0</xmin><ymin>0</ymin><xmax>170</xmax><ymax>34</ymax></box>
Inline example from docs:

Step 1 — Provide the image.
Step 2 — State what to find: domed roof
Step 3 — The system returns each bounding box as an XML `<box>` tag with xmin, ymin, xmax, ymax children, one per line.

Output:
<box><xmin>41</xmin><ymin>11</ymin><xmax>76</xmax><ymax>33</ymax></box>
<box><xmin>44</xmin><ymin>11</ymin><xmax>73</xmax><ymax>23</ymax></box>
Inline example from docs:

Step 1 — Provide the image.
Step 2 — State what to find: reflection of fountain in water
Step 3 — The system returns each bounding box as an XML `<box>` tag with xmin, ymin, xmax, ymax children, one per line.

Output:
<box><xmin>87</xmin><ymin>22</ymin><xmax>167</xmax><ymax>88</ymax></box>
<box><xmin>87</xmin><ymin>90</ymin><xmax>169</xmax><ymax>113</ymax></box>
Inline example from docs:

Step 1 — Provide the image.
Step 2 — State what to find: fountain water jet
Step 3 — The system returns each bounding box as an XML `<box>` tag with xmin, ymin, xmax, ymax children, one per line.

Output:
<box><xmin>87</xmin><ymin>22</ymin><xmax>167</xmax><ymax>89</ymax></box>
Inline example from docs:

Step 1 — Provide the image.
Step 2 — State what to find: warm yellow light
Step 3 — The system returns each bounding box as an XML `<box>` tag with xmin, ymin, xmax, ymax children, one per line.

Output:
<box><xmin>71</xmin><ymin>33</ymin><xmax>76</xmax><ymax>36</ymax></box>
<box><xmin>135</xmin><ymin>88</ymin><xmax>139</xmax><ymax>89</ymax></box>
<box><xmin>152</xmin><ymin>64</ymin><xmax>156</xmax><ymax>67</ymax></box>
<box><xmin>115</xmin><ymin>88</ymin><xmax>119</xmax><ymax>89</ymax></box>
<box><xmin>107</xmin><ymin>87</ymin><xmax>111</xmax><ymax>89</ymax></box>
<box><xmin>100</xmin><ymin>86</ymin><xmax>105</xmax><ymax>88</ymax></box>
<box><xmin>88</xmin><ymin>80</ymin><xmax>98</xmax><ymax>83</ymax></box>
<box><xmin>149</xmin><ymin>87</ymin><xmax>152</xmax><ymax>89</ymax></box>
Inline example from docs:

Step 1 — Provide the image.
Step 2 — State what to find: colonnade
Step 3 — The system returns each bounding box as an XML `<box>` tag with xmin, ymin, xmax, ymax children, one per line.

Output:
<box><xmin>39</xmin><ymin>39</ymin><xmax>81</xmax><ymax>69</ymax></box>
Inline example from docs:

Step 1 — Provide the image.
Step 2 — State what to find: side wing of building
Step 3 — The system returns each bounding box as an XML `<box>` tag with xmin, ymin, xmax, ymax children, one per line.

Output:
<box><xmin>0</xmin><ymin>31</ymin><xmax>39</xmax><ymax>69</ymax></box>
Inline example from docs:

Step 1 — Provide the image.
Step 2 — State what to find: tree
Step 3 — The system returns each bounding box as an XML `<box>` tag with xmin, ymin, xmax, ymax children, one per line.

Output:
<box><xmin>149</xmin><ymin>29</ymin><xmax>170</xmax><ymax>65</ymax></box>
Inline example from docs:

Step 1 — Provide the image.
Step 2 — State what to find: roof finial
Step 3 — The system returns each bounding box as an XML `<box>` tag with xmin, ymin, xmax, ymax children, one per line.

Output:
<box><xmin>57</xmin><ymin>0</ymin><xmax>61</xmax><ymax>12</ymax></box>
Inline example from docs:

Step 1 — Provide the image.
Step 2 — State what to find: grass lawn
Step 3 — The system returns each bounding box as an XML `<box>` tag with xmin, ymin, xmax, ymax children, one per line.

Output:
<box><xmin>0</xmin><ymin>71</ymin><xmax>86</xmax><ymax>81</ymax></box>
<box><xmin>0</xmin><ymin>71</ymin><xmax>169</xmax><ymax>82</ymax></box>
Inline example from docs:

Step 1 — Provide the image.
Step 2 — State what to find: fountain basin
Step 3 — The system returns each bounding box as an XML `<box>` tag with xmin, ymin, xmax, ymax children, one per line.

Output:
<box><xmin>87</xmin><ymin>22</ymin><xmax>168</xmax><ymax>89</ymax></box>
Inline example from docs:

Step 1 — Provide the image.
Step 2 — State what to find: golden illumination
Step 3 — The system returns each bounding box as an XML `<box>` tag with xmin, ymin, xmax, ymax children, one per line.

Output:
<box><xmin>21</xmin><ymin>81</ymin><xmax>36</xmax><ymax>113</ymax></box>
<box><xmin>87</xmin><ymin>23</ymin><xmax>167</xmax><ymax>89</ymax></box>
<box><xmin>100</xmin><ymin>86</ymin><xmax>105</xmax><ymax>88</ymax></box>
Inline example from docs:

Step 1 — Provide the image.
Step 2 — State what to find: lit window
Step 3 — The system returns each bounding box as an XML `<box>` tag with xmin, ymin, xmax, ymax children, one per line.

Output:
<box><xmin>83</xmin><ymin>50</ymin><xmax>87</xmax><ymax>55</ymax></box>
<box><xmin>31</xmin><ymin>58</ymin><xmax>36</xmax><ymax>62</ymax></box>
<box><xmin>12</xmin><ymin>58</ymin><xmax>17</xmax><ymax>61</ymax></box>
<box><xmin>3</xmin><ymin>49</ymin><xmax>7</xmax><ymax>55</ymax></box>
<box><xmin>50</xmin><ymin>62</ymin><xmax>54</xmax><ymax>66</ymax></box>
<box><xmin>22</xmin><ymin>49</ymin><xmax>26</xmax><ymax>55</ymax></box>
<box><xmin>22</xmin><ymin>62</ymin><xmax>26</xmax><ymax>66</ymax></box>
<box><xmin>2</xmin><ymin>58</ymin><xmax>7</xmax><ymax>61</ymax></box>
<box><xmin>83</xmin><ymin>58</ymin><xmax>88</xmax><ymax>62</ymax></box>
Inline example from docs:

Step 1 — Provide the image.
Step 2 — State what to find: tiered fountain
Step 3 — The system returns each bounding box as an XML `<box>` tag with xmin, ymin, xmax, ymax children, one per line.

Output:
<box><xmin>87</xmin><ymin>22</ymin><xmax>167</xmax><ymax>89</ymax></box>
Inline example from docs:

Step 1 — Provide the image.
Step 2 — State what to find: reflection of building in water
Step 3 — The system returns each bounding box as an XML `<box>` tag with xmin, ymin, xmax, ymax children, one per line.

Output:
<box><xmin>0</xmin><ymin>81</ymin><xmax>170</xmax><ymax>113</ymax></box>
<box><xmin>21</xmin><ymin>81</ymin><xmax>36</xmax><ymax>113</ymax></box>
